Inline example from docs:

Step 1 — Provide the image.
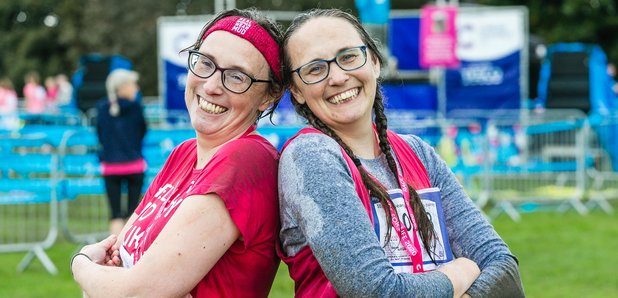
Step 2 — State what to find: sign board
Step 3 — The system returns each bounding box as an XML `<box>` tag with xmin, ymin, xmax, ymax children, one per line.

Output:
<box><xmin>157</xmin><ymin>16</ymin><xmax>209</xmax><ymax>111</ymax></box>
<box><xmin>445</xmin><ymin>7</ymin><xmax>527</xmax><ymax>111</ymax></box>
<box><xmin>419</xmin><ymin>5</ymin><xmax>459</xmax><ymax>68</ymax></box>
<box><xmin>390</xmin><ymin>6</ymin><xmax>528</xmax><ymax>112</ymax></box>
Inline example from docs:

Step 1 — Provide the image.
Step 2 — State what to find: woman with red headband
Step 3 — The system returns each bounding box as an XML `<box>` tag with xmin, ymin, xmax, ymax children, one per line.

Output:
<box><xmin>71</xmin><ymin>9</ymin><xmax>284</xmax><ymax>297</ymax></box>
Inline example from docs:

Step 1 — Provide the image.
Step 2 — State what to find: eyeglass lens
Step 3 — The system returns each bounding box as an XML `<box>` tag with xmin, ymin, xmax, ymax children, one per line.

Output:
<box><xmin>298</xmin><ymin>46</ymin><xmax>367</xmax><ymax>84</ymax></box>
<box><xmin>188</xmin><ymin>52</ymin><xmax>253</xmax><ymax>93</ymax></box>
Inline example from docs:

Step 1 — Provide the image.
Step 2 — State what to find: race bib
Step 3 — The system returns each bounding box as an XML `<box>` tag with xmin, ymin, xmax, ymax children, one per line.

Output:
<box><xmin>371</xmin><ymin>187</ymin><xmax>453</xmax><ymax>273</ymax></box>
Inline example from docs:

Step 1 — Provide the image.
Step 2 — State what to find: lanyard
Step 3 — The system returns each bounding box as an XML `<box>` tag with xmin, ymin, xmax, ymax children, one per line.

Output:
<box><xmin>362</xmin><ymin>151</ymin><xmax>425</xmax><ymax>273</ymax></box>
<box><xmin>388</xmin><ymin>165</ymin><xmax>424</xmax><ymax>273</ymax></box>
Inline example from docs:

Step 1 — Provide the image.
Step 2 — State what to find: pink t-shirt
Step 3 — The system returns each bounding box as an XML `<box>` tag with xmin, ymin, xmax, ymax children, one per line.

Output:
<box><xmin>23</xmin><ymin>83</ymin><xmax>46</xmax><ymax>114</ymax></box>
<box><xmin>120</xmin><ymin>134</ymin><xmax>280</xmax><ymax>297</ymax></box>
<box><xmin>0</xmin><ymin>87</ymin><xmax>18</xmax><ymax>114</ymax></box>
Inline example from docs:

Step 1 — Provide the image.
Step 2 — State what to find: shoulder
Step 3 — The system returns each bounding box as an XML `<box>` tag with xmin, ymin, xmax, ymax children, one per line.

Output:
<box><xmin>214</xmin><ymin>135</ymin><xmax>278</xmax><ymax>170</ymax></box>
<box><xmin>397</xmin><ymin>133</ymin><xmax>426</xmax><ymax>149</ymax></box>
<box><xmin>281</xmin><ymin>132</ymin><xmax>342</xmax><ymax>163</ymax></box>
<box><xmin>279</xmin><ymin>132</ymin><xmax>353</xmax><ymax>192</ymax></box>
<box><xmin>223</xmin><ymin>134</ymin><xmax>277</xmax><ymax>158</ymax></box>
<box><xmin>168</xmin><ymin>139</ymin><xmax>197</xmax><ymax>159</ymax></box>
<box><xmin>397</xmin><ymin>133</ymin><xmax>457</xmax><ymax>188</ymax></box>
<box><xmin>397</xmin><ymin>133</ymin><xmax>437</xmax><ymax>164</ymax></box>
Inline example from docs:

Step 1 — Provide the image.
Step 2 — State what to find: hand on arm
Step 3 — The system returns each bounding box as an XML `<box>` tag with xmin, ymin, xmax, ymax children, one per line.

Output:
<box><xmin>72</xmin><ymin>234</ymin><xmax>119</xmax><ymax>268</ymax></box>
<box><xmin>437</xmin><ymin>257</ymin><xmax>480</xmax><ymax>298</ymax></box>
<box><xmin>104</xmin><ymin>212</ymin><xmax>141</xmax><ymax>267</ymax></box>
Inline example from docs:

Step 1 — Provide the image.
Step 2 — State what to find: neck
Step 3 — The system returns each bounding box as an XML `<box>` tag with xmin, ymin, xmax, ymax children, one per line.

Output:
<box><xmin>332</xmin><ymin>120</ymin><xmax>378</xmax><ymax>159</ymax></box>
<box><xmin>194</xmin><ymin>124</ymin><xmax>253</xmax><ymax>169</ymax></box>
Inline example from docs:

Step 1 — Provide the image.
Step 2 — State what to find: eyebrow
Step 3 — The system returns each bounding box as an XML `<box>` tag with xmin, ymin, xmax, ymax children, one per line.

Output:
<box><xmin>303</xmin><ymin>46</ymin><xmax>360</xmax><ymax>64</ymax></box>
<box><xmin>199</xmin><ymin>51</ymin><xmax>256</xmax><ymax>76</ymax></box>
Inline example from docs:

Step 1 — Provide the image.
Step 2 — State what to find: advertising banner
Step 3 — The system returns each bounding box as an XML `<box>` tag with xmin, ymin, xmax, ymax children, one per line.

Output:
<box><xmin>389</xmin><ymin>7</ymin><xmax>527</xmax><ymax>112</ymax></box>
<box><xmin>445</xmin><ymin>8</ymin><xmax>526</xmax><ymax>111</ymax></box>
<box><xmin>157</xmin><ymin>17</ymin><xmax>206</xmax><ymax>111</ymax></box>
<box><xmin>419</xmin><ymin>5</ymin><xmax>459</xmax><ymax>69</ymax></box>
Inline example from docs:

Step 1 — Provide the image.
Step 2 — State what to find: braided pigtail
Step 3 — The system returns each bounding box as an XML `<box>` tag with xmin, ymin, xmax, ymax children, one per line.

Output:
<box><xmin>373</xmin><ymin>90</ymin><xmax>437</xmax><ymax>262</ymax></box>
<box><xmin>296</xmin><ymin>103</ymin><xmax>398</xmax><ymax>242</ymax></box>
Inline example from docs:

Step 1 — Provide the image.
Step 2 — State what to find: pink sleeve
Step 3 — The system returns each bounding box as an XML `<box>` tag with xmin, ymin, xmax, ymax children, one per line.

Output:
<box><xmin>190</xmin><ymin>138</ymin><xmax>279</xmax><ymax>247</ymax></box>
<box><xmin>134</xmin><ymin>141</ymin><xmax>191</xmax><ymax>216</ymax></box>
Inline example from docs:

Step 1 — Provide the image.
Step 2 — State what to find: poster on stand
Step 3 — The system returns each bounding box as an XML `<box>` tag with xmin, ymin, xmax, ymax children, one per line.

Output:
<box><xmin>419</xmin><ymin>5</ymin><xmax>459</xmax><ymax>69</ymax></box>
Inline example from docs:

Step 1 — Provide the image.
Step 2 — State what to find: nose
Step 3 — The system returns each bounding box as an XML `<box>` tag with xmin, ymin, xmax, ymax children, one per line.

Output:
<box><xmin>327</xmin><ymin>62</ymin><xmax>349</xmax><ymax>86</ymax></box>
<box><xmin>201</xmin><ymin>70</ymin><xmax>224</xmax><ymax>95</ymax></box>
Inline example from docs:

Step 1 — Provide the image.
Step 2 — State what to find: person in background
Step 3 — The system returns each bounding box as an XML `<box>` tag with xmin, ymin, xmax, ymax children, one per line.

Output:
<box><xmin>95</xmin><ymin>69</ymin><xmax>147</xmax><ymax>236</ymax></box>
<box><xmin>0</xmin><ymin>76</ymin><xmax>20</xmax><ymax>130</ymax></box>
<box><xmin>44</xmin><ymin>75</ymin><xmax>59</xmax><ymax>111</ymax></box>
<box><xmin>0</xmin><ymin>76</ymin><xmax>18</xmax><ymax>114</ymax></box>
<box><xmin>22</xmin><ymin>71</ymin><xmax>46</xmax><ymax>114</ymax></box>
<box><xmin>71</xmin><ymin>8</ymin><xmax>284</xmax><ymax>297</ymax></box>
<box><xmin>278</xmin><ymin>9</ymin><xmax>524</xmax><ymax>297</ymax></box>
<box><xmin>55</xmin><ymin>73</ymin><xmax>74</xmax><ymax>108</ymax></box>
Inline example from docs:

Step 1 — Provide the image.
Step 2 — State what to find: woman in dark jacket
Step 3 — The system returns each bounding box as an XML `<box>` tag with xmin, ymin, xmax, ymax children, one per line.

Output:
<box><xmin>96</xmin><ymin>69</ymin><xmax>147</xmax><ymax>236</ymax></box>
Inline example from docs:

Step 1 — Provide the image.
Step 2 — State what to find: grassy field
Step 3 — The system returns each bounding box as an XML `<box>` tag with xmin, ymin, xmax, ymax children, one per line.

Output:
<box><xmin>1</xmin><ymin>207</ymin><xmax>616</xmax><ymax>297</ymax></box>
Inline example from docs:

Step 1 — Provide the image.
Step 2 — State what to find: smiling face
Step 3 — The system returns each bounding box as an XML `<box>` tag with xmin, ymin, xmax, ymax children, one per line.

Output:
<box><xmin>286</xmin><ymin>17</ymin><xmax>381</xmax><ymax>134</ymax></box>
<box><xmin>185</xmin><ymin>30</ymin><xmax>272</xmax><ymax>141</ymax></box>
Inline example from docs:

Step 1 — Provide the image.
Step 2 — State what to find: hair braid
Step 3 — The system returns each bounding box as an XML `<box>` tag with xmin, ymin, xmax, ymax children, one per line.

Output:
<box><xmin>373</xmin><ymin>92</ymin><xmax>437</xmax><ymax>262</ymax></box>
<box><xmin>296</xmin><ymin>103</ymin><xmax>397</xmax><ymax>242</ymax></box>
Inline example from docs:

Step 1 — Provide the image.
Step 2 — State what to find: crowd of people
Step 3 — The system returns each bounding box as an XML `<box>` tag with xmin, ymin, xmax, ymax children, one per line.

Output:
<box><xmin>66</xmin><ymin>7</ymin><xmax>525</xmax><ymax>298</ymax></box>
<box><xmin>0</xmin><ymin>71</ymin><xmax>73</xmax><ymax>116</ymax></box>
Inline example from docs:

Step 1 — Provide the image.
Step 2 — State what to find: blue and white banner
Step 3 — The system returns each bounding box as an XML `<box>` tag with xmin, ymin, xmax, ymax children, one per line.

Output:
<box><xmin>389</xmin><ymin>7</ymin><xmax>527</xmax><ymax>113</ymax></box>
<box><xmin>157</xmin><ymin>17</ymin><xmax>206</xmax><ymax>111</ymax></box>
<box><xmin>446</xmin><ymin>51</ymin><xmax>521</xmax><ymax>110</ymax></box>
<box><xmin>446</xmin><ymin>8</ymin><xmax>526</xmax><ymax>111</ymax></box>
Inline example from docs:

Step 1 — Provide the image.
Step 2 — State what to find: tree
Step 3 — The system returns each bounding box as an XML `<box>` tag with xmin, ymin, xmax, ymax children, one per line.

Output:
<box><xmin>0</xmin><ymin>0</ymin><xmax>73</xmax><ymax>94</ymax></box>
<box><xmin>2</xmin><ymin>0</ymin><xmax>618</xmax><ymax>97</ymax></box>
<box><xmin>475</xmin><ymin>0</ymin><xmax>618</xmax><ymax>62</ymax></box>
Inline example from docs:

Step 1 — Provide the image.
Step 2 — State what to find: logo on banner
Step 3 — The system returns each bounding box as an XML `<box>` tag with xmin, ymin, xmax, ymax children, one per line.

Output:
<box><xmin>461</xmin><ymin>64</ymin><xmax>504</xmax><ymax>86</ymax></box>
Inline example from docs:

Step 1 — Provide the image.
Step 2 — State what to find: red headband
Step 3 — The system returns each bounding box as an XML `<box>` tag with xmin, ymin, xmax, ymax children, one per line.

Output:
<box><xmin>201</xmin><ymin>16</ymin><xmax>281</xmax><ymax>81</ymax></box>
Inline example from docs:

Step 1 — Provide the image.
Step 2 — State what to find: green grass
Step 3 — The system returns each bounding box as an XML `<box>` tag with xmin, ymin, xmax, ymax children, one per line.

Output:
<box><xmin>493</xmin><ymin>209</ymin><xmax>618</xmax><ymax>297</ymax></box>
<box><xmin>1</xmin><ymin>207</ymin><xmax>616</xmax><ymax>297</ymax></box>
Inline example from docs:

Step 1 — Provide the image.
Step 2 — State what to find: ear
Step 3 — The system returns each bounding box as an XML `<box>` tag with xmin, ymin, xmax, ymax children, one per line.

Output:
<box><xmin>258</xmin><ymin>86</ymin><xmax>283</xmax><ymax>112</ymax></box>
<box><xmin>289</xmin><ymin>84</ymin><xmax>306</xmax><ymax>105</ymax></box>
<box><xmin>258</xmin><ymin>96</ymin><xmax>273</xmax><ymax>112</ymax></box>
<box><xmin>371</xmin><ymin>53</ymin><xmax>381</xmax><ymax>78</ymax></box>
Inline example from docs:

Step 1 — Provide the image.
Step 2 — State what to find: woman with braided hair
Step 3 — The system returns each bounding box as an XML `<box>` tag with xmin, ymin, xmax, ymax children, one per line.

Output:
<box><xmin>278</xmin><ymin>8</ymin><xmax>524</xmax><ymax>298</ymax></box>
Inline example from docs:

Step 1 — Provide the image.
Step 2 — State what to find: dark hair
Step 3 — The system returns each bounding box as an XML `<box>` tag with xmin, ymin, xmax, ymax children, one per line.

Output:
<box><xmin>282</xmin><ymin>8</ymin><xmax>437</xmax><ymax>261</ymax></box>
<box><xmin>182</xmin><ymin>8</ymin><xmax>284</xmax><ymax>122</ymax></box>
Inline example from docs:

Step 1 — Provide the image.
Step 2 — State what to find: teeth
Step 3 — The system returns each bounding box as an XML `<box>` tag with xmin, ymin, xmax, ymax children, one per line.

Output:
<box><xmin>328</xmin><ymin>88</ymin><xmax>359</xmax><ymax>104</ymax></box>
<box><xmin>198</xmin><ymin>97</ymin><xmax>228</xmax><ymax>114</ymax></box>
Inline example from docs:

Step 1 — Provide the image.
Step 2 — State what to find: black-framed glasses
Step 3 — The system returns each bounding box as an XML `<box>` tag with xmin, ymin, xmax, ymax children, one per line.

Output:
<box><xmin>188</xmin><ymin>50</ymin><xmax>271</xmax><ymax>94</ymax></box>
<box><xmin>291</xmin><ymin>45</ymin><xmax>368</xmax><ymax>85</ymax></box>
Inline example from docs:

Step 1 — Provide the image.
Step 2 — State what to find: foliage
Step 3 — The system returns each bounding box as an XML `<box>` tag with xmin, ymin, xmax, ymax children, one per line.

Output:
<box><xmin>1</xmin><ymin>0</ymin><xmax>618</xmax><ymax>96</ymax></box>
<box><xmin>475</xmin><ymin>0</ymin><xmax>618</xmax><ymax>62</ymax></box>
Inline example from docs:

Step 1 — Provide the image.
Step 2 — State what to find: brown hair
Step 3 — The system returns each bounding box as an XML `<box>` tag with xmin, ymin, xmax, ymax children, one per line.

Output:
<box><xmin>183</xmin><ymin>8</ymin><xmax>284</xmax><ymax>123</ymax></box>
<box><xmin>282</xmin><ymin>9</ymin><xmax>437</xmax><ymax>261</ymax></box>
